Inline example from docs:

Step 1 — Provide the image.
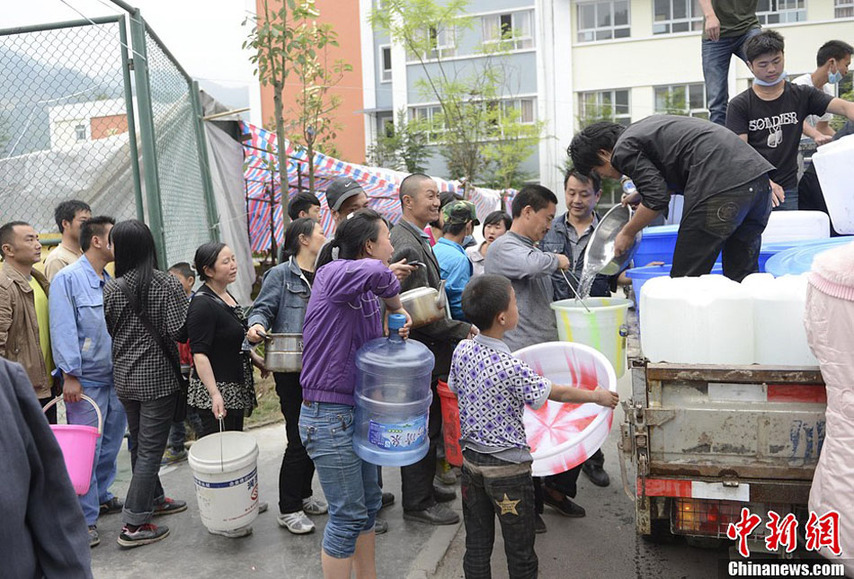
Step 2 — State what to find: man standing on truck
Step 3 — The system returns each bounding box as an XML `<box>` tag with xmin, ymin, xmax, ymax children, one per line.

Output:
<box><xmin>568</xmin><ymin>115</ymin><xmax>774</xmax><ymax>282</ymax></box>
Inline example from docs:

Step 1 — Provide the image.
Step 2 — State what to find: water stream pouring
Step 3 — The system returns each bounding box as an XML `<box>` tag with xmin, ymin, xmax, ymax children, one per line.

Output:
<box><xmin>559</xmin><ymin>268</ymin><xmax>592</xmax><ymax>313</ymax></box>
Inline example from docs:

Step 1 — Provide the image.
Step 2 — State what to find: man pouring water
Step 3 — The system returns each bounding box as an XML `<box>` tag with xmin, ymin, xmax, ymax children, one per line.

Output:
<box><xmin>568</xmin><ymin>115</ymin><xmax>775</xmax><ymax>282</ymax></box>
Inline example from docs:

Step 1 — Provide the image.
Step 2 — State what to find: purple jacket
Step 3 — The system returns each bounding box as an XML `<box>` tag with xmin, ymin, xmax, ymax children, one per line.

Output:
<box><xmin>301</xmin><ymin>258</ymin><xmax>400</xmax><ymax>405</ymax></box>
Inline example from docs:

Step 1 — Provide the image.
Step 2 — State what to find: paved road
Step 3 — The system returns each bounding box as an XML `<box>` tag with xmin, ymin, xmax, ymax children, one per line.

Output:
<box><xmin>432</xmin><ymin>371</ymin><xmax>729</xmax><ymax>579</ymax></box>
<box><xmin>89</xmin><ymin>421</ymin><xmax>458</xmax><ymax>579</ymax></box>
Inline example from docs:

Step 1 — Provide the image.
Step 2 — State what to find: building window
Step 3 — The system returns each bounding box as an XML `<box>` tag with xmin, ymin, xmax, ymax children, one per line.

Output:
<box><xmin>577</xmin><ymin>1</ymin><xmax>630</xmax><ymax>43</ymax></box>
<box><xmin>654</xmin><ymin>83</ymin><xmax>709</xmax><ymax>119</ymax></box>
<box><xmin>409</xmin><ymin>105</ymin><xmax>447</xmax><ymax>142</ymax></box>
<box><xmin>653</xmin><ymin>0</ymin><xmax>702</xmax><ymax>34</ymax></box>
<box><xmin>756</xmin><ymin>0</ymin><xmax>806</xmax><ymax>24</ymax></box>
<box><xmin>380</xmin><ymin>45</ymin><xmax>392</xmax><ymax>82</ymax></box>
<box><xmin>579</xmin><ymin>89</ymin><xmax>631</xmax><ymax>125</ymax></box>
<box><xmin>501</xmin><ymin>98</ymin><xmax>536</xmax><ymax>124</ymax></box>
<box><xmin>428</xmin><ymin>25</ymin><xmax>456</xmax><ymax>58</ymax></box>
<box><xmin>377</xmin><ymin>113</ymin><xmax>394</xmax><ymax>137</ymax></box>
<box><xmin>75</xmin><ymin>124</ymin><xmax>87</xmax><ymax>141</ymax></box>
<box><xmin>836</xmin><ymin>0</ymin><xmax>854</xmax><ymax>17</ymax></box>
<box><xmin>482</xmin><ymin>10</ymin><xmax>534</xmax><ymax>50</ymax></box>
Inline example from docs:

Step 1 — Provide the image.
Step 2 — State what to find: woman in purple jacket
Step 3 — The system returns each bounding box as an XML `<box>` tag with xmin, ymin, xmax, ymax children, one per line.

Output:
<box><xmin>299</xmin><ymin>209</ymin><xmax>411</xmax><ymax>579</ymax></box>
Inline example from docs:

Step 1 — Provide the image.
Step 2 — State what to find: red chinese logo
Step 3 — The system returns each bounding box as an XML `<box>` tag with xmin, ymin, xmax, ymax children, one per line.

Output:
<box><xmin>726</xmin><ymin>507</ymin><xmax>762</xmax><ymax>557</ymax></box>
<box><xmin>765</xmin><ymin>511</ymin><xmax>798</xmax><ymax>554</ymax></box>
<box><xmin>804</xmin><ymin>511</ymin><xmax>841</xmax><ymax>556</ymax></box>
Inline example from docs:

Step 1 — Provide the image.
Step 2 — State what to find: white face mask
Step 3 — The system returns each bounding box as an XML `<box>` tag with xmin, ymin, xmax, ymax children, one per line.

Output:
<box><xmin>828</xmin><ymin>62</ymin><xmax>843</xmax><ymax>84</ymax></box>
<box><xmin>753</xmin><ymin>71</ymin><xmax>788</xmax><ymax>87</ymax></box>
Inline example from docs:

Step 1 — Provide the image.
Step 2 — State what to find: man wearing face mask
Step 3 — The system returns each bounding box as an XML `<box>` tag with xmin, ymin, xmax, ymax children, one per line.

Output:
<box><xmin>792</xmin><ymin>40</ymin><xmax>853</xmax><ymax>146</ymax></box>
<box><xmin>726</xmin><ymin>30</ymin><xmax>854</xmax><ymax>211</ymax></box>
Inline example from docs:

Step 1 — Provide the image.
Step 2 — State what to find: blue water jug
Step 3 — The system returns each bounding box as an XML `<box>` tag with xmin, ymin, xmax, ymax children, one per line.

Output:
<box><xmin>353</xmin><ymin>314</ymin><xmax>435</xmax><ymax>466</ymax></box>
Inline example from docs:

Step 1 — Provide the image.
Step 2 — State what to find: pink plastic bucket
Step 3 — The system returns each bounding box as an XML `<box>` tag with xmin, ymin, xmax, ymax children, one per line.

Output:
<box><xmin>43</xmin><ymin>395</ymin><xmax>103</xmax><ymax>495</ymax></box>
<box><xmin>513</xmin><ymin>342</ymin><xmax>617</xmax><ymax>477</ymax></box>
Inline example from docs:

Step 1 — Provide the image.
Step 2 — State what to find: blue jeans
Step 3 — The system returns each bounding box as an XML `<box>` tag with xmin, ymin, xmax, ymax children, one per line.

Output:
<box><xmin>299</xmin><ymin>401</ymin><xmax>382</xmax><ymax>559</ymax></box>
<box><xmin>702</xmin><ymin>27</ymin><xmax>761</xmax><ymax>125</ymax></box>
<box><xmin>774</xmin><ymin>188</ymin><xmax>799</xmax><ymax>211</ymax></box>
<box><xmin>66</xmin><ymin>381</ymin><xmax>127</xmax><ymax>526</ymax></box>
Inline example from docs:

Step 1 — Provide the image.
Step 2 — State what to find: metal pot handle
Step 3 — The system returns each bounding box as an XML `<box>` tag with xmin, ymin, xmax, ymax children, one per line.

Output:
<box><xmin>436</xmin><ymin>280</ymin><xmax>448</xmax><ymax>310</ymax></box>
<box><xmin>43</xmin><ymin>394</ymin><xmax>103</xmax><ymax>436</ymax></box>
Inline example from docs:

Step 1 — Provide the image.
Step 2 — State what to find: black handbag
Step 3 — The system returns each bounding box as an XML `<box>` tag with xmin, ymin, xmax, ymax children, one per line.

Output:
<box><xmin>116</xmin><ymin>278</ymin><xmax>188</xmax><ymax>421</ymax></box>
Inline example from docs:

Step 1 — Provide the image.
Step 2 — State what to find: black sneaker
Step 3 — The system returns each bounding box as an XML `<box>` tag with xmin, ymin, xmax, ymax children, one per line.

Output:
<box><xmin>99</xmin><ymin>496</ymin><xmax>123</xmax><ymax>515</ymax></box>
<box><xmin>542</xmin><ymin>493</ymin><xmax>586</xmax><ymax>518</ymax></box>
<box><xmin>534</xmin><ymin>514</ymin><xmax>547</xmax><ymax>534</ymax></box>
<box><xmin>153</xmin><ymin>497</ymin><xmax>187</xmax><ymax>516</ymax></box>
<box><xmin>117</xmin><ymin>523</ymin><xmax>170</xmax><ymax>548</ymax></box>
<box><xmin>433</xmin><ymin>485</ymin><xmax>457</xmax><ymax>503</ymax></box>
<box><xmin>380</xmin><ymin>492</ymin><xmax>395</xmax><ymax>510</ymax></box>
<box><xmin>374</xmin><ymin>518</ymin><xmax>389</xmax><ymax>534</ymax></box>
<box><xmin>582</xmin><ymin>463</ymin><xmax>611</xmax><ymax>487</ymax></box>
<box><xmin>88</xmin><ymin>525</ymin><xmax>100</xmax><ymax>548</ymax></box>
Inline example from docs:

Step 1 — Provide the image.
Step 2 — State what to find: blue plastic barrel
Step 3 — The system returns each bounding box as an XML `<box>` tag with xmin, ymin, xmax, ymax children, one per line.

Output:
<box><xmin>764</xmin><ymin>237</ymin><xmax>854</xmax><ymax>277</ymax></box>
<box><xmin>633</xmin><ymin>225</ymin><xmax>679</xmax><ymax>267</ymax></box>
<box><xmin>353</xmin><ymin>314</ymin><xmax>435</xmax><ymax>467</ymax></box>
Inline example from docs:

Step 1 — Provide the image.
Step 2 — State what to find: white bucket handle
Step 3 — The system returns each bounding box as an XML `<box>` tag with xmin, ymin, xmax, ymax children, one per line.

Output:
<box><xmin>43</xmin><ymin>394</ymin><xmax>103</xmax><ymax>437</ymax></box>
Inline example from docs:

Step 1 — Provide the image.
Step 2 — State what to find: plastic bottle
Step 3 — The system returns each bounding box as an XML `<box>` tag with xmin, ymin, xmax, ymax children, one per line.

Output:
<box><xmin>620</xmin><ymin>176</ymin><xmax>637</xmax><ymax>197</ymax></box>
<box><xmin>353</xmin><ymin>314</ymin><xmax>435</xmax><ymax>466</ymax></box>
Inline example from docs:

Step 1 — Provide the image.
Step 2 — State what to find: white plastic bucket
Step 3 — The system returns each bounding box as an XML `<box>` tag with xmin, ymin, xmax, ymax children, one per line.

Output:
<box><xmin>813</xmin><ymin>134</ymin><xmax>854</xmax><ymax>234</ymax></box>
<box><xmin>188</xmin><ymin>431</ymin><xmax>260</xmax><ymax>533</ymax></box>
<box><xmin>514</xmin><ymin>342</ymin><xmax>617</xmax><ymax>477</ymax></box>
<box><xmin>550</xmin><ymin>298</ymin><xmax>631</xmax><ymax>379</ymax></box>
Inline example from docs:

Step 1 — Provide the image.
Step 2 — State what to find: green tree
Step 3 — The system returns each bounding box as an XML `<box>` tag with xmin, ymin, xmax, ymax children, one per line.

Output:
<box><xmin>284</xmin><ymin>1</ymin><xmax>352</xmax><ymax>194</ymax></box>
<box><xmin>244</xmin><ymin>0</ymin><xmax>294</xmax><ymax>199</ymax></box>
<box><xmin>371</xmin><ymin>0</ymin><xmax>542</xmax><ymax>194</ymax></box>
<box><xmin>482</xmin><ymin>104</ymin><xmax>544</xmax><ymax>190</ymax></box>
<box><xmin>830</xmin><ymin>72</ymin><xmax>853</xmax><ymax>132</ymax></box>
<box><xmin>367</xmin><ymin>109</ymin><xmax>433</xmax><ymax>173</ymax></box>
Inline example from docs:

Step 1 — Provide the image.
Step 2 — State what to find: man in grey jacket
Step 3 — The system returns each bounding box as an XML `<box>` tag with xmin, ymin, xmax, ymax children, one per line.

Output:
<box><xmin>0</xmin><ymin>357</ymin><xmax>92</xmax><ymax>577</ymax></box>
<box><xmin>391</xmin><ymin>173</ymin><xmax>473</xmax><ymax>526</ymax></box>
<box><xmin>486</xmin><ymin>184</ymin><xmax>597</xmax><ymax>530</ymax></box>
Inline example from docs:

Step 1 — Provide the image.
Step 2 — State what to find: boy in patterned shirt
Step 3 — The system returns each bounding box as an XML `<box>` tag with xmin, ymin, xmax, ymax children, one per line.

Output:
<box><xmin>449</xmin><ymin>275</ymin><xmax>618</xmax><ymax>578</ymax></box>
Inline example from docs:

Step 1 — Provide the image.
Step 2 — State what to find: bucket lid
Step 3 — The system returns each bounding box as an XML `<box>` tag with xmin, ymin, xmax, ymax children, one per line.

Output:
<box><xmin>765</xmin><ymin>237</ymin><xmax>854</xmax><ymax>276</ymax></box>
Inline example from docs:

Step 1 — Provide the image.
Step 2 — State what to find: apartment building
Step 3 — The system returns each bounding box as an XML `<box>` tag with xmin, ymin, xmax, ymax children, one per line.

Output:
<box><xmin>359</xmin><ymin>0</ymin><xmax>853</xmax><ymax>197</ymax></box>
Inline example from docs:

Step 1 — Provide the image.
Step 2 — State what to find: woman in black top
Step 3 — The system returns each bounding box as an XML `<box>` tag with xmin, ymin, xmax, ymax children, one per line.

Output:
<box><xmin>187</xmin><ymin>242</ymin><xmax>265</xmax><ymax>435</ymax></box>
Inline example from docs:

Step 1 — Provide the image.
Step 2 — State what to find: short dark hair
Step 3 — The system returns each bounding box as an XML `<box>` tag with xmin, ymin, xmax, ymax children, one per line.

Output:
<box><xmin>54</xmin><ymin>200</ymin><xmax>91</xmax><ymax>233</ymax></box>
<box><xmin>510</xmin><ymin>184</ymin><xmax>558</xmax><ymax>219</ymax></box>
<box><xmin>745</xmin><ymin>29</ymin><xmax>785</xmax><ymax>63</ymax></box>
<box><xmin>0</xmin><ymin>221</ymin><xmax>29</xmax><ymax>258</ymax></box>
<box><xmin>817</xmin><ymin>40</ymin><xmax>854</xmax><ymax>67</ymax></box>
<box><xmin>80</xmin><ymin>216</ymin><xmax>115</xmax><ymax>252</ymax></box>
<box><xmin>461</xmin><ymin>275</ymin><xmax>512</xmax><ymax>331</ymax></box>
<box><xmin>564</xmin><ymin>169</ymin><xmax>601</xmax><ymax>193</ymax></box>
<box><xmin>168</xmin><ymin>262</ymin><xmax>195</xmax><ymax>280</ymax></box>
<box><xmin>482</xmin><ymin>210</ymin><xmax>511</xmax><ymax>235</ymax></box>
<box><xmin>399</xmin><ymin>173</ymin><xmax>433</xmax><ymax>204</ymax></box>
<box><xmin>194</xmin><ymin>242</ymin><xmax>228</xmax><ymax>282</ymax></box>
<box><xmin>442</xmin><ymin>221</ymin><xmax>468</xmax><ymax>236</ymax></box>
<box><xmin>287</xmin><ymin>193</ymin><xmax>321</xmax><ymax>221</ymax></box>
<box><xmin>568</xmin><ymin>122</ymin><xmax>626</xmax><ymax>177</ymax></box>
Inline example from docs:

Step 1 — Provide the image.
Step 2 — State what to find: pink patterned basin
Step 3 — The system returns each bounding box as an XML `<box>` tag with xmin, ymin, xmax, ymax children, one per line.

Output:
<box><xmin>514</xmin><ymin>341</ymin><xmax>617</xmax><ymax>477</ymax></box>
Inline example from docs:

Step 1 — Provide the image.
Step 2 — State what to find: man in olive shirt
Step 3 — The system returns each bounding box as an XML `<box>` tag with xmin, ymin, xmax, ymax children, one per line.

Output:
<box><xmin>700</xmin><ymin>0</ymin><xmax>761</xmax><ymax>126</ymax></box>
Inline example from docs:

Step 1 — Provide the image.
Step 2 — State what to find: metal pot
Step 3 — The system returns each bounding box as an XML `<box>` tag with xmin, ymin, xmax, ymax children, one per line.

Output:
<box><xmin>583</xmin><ymin>204</ymin><xmax>643</xmax><ymax>276</ymax></box>
<box><xmin>400</xmin><ymin>281</ymin><xmax>447</xmax><ymax>328</ymax></box>
<box><xmin>263</xmin><ymin>332</ymin><xmax>303</xmax><ymax>373</ymax></box>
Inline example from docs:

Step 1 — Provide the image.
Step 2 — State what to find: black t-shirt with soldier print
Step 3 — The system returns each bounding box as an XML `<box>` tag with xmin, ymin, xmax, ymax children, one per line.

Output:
<box><xmin>726</xmin><ymin>82</ymin><xmax>833</xmax><ymax>190</ymax></box>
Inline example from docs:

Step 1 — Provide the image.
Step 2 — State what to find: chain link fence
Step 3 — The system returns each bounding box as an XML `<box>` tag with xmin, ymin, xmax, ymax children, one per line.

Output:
<box><xmin>0</xmin><ymin>12</ymin><xmax>216</xmax><ymax>267</ymax></box>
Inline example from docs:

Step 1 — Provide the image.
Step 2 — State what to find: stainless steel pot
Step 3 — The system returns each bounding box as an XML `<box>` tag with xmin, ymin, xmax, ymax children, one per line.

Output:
<box><xmin>400</xmin><ymin>281</ymin><xmax>447</xmax><ymax>328</ymax></box>
<box><xmin>263</xmin><ymin>332</ymin><xmax>303</xmax><ymax>373</ymax></box>
<box><xmin>583</xmin><ymin>204</ymin><xmax>643</xmax><ymax>276</ymax></box>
